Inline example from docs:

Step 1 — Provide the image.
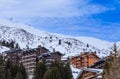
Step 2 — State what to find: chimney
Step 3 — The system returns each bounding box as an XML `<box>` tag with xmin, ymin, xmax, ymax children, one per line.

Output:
<box><xmin>53</xmin><ymin>48</ymin><xmax>55</xmax><ymax>52</ymax></box>
<box><xmin>38</xmin><ymin>45</ymin><xmax>41</xmax><ymax>48</ymax></box>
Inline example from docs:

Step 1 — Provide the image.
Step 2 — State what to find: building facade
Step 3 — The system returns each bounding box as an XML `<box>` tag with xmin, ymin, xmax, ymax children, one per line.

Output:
<box><xmin>21</xmin><ymin>50</ymin><xmax>37</xmax><ymax>75</ymax></box>
<box><xmin>20</xmin><ymin>47</ymin><xmax>49</xmax><ymax>75</ymax></box>
<box><xmin>38</xmin><ymin>51</ymin><xmax>63</xmax><ymax>67</ymax></box>
<box><xmin>3</xmin><ymin>46</ymin><xmax>50</xmax><ymax>75</ymax></box>
<box><xmin>3</xmin><ymin>49</ymin><xmax>22</xmax><ymax>63</ymax></box>
<box><xmin>72</xmin><ymin>52</ymin><xmax>100</xmax><ymax>68</ymax></box>
<box><xmin>3</xmin><ymin>47</ymin><xmax>64</xmax><ymax>75</ymax></box>
<box><xmin>90</xmin><ymin>56</ymin><xmax>111</xmax><ymax>69</ymax></box>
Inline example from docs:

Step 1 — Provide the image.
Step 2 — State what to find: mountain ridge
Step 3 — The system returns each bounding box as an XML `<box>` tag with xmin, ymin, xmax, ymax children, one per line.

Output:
<box><xmin>0</xmin><ymin>19</ymin><xmax>118</xmax><ymax>58</ymax></box>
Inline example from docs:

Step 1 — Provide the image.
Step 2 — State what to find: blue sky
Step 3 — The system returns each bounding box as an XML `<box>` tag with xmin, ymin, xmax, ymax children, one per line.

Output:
<box><xmin>0</xmin><ymin>0</ymin><xmax>120</xmax><ymax>42</ymax></box>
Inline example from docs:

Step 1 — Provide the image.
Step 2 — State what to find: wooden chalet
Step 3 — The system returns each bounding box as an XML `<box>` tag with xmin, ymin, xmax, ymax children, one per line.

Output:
<box><xmin>20</xmin><ymin>47</ymin><xmax>49</xmax><ymax>75</ymax></box>
<box><xmin>38</xmin><ymin>51</ymin><xmax>63</xmax><ymax>61</ymax></box>
<box><xmin>35</xmin><ymin>46</ymin><xmax>49</xmax><ymax>55</ymax></box>
<box><xmin>76</xmin><ymin>68</ymin><xmax>103</xmax><ymax>79</ymax></box>
<box><xmin>3</xmin><ymin>49</ymin><xmax>22</xmax><ymax>63</ymax></box>
<box><xmin>3</xmin><ymin>46</ymin><xmax>64</xmax><ymax>75</ymax></box>
<box><xmin>3</xmin><ymin>46</ymin><xmax>50</xmax><ymax>75</ymax></box>
<box><xmin>20</xmin><ymin>49</ymin><xmax>36</xmax><ymax>75</ymax></box>
<box><xmin>72</xmin><ymin>52</ymin><xmax>100</xmax><ymax>68</ymax></box>
<box><xmin>90</xmin><ymin>56</ymin><xmax>111</xmax><ymax>69</ymax></box>
<box><xmin>90</xmin><ymin>59</ymin><xmax>105</xmax><ymax>69</ymax></box>
<box><xmin>38</xmin><ymin>51</ymin><xmax>63</xmax><ymax>67</ymax></box>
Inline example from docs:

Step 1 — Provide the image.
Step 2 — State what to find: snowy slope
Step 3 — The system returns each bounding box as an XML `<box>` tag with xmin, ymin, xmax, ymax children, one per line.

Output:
<box><xmin>116</xmin><ymin>42</ymin><xmax>120</xmax><ymax>49</ymax></box>
<box><xmin>0</xmin><ymin>19</ymin><xmax>116</xmax><ymax>58</ymax></box>
<box><xmin>75</xmin><ymin>36</ymin><xmax>113</xmax><ymax>50</ymax></box>
<box><xmin>0</xmin><ymin>46</ymin><xmax>9</xmax><ymax>53</ymax></box>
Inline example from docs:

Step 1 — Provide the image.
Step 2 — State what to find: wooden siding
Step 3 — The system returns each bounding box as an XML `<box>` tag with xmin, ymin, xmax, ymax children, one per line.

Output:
<box><xmin>72</xmin><ymin>52</ymin><xmax>100</xmax><ymax>68</ymax></box>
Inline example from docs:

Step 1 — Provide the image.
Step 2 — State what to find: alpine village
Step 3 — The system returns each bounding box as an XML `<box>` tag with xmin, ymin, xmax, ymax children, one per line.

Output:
<box><xmin>0</xmin><ymin>39</ymin><xmax>120</xmax><ymax>79</ymax></box>
<box><xmin>0</xmin><ymin>21</ymin><xmax>120</xmax><ymax>79</ymax></box>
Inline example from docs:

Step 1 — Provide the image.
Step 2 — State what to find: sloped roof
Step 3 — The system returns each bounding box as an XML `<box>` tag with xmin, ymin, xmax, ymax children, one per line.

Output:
<box><xmin>76</xmin><ymin>67</ymin><xmax>103</xmax><ymax>79</ymax></box>
<box><xmin>20</xmin><ymin>47</ymin><xmax>50</xmax><ymax>54</ymax></box>
<box><xmin>90</xmin><ymin>59</ymin><xmax>105</xmax><ymax>68</ymax></box>
<box><xmin>72</xmin><ymin>52</ymin><xmax>100</xmax><ymax>59</ymax></box>
<box><xmin>2</xmin><ymin>48</ymin><xmax>22</xmax><ymax>54</ymax></box>
<box><xmin>38</xmin><ymin>51</ymin><xmax>63</xmax><ymax>59</ymax></box>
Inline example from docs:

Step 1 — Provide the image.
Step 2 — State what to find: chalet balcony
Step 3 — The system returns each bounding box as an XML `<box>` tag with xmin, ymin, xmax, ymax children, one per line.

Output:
<box><xmin>21</xmin><ymin>58</ymin><xmax>36</xmax><ymax>62</ymax></box>
<box><xmin>22</xmin><ymin>54</ymin><xmax>36</xmax><ymax>58</ymax></box>
<box><xmin>23</xmin><ymin>62</ymin><xmax>36</xmax><ymax>66</ymax></box>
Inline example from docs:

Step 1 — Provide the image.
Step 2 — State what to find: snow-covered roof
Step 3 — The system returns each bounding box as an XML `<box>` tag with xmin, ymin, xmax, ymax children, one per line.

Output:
<box><xmin>76</xmin><ymin>68</ymin><xmax>103</xmax><ymax>79</ymax></box>
<box><xmin>71</xmin><ymin>52</ymin><xmax>100</xmax><ymax>59</ymax></box>
<box><xmin>2</xmin><ymin>49</ymin><xmax>21</xmax><ymax>54</ymax></box>
<box><xmin>38</xmin><ymin>51</ymin><xmax>63</xmax><ymax>59</ymax></box>
<box><xmin>70</xmin><ymin>65</ymin><xmax>81</xmax><ymax>79</ymax></box>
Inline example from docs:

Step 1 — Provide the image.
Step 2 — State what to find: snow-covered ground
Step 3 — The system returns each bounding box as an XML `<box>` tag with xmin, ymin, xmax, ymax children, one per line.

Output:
<box><xmin>29</xmin><ymin>75</ymin><xmax>33</xmax><ymax>79</ymax></box>
<box><xmin>0</xmin><ymin>19</ymin><xmax>118</xmax><ymax>79</ymax></box>
<box><xmin>0</xmin><ymin>19</ymin><xmax>115</xmax><ymax>58</ymax></box>
<box><xmin>70</xmin><ymin>65</ymin><xmax>81</xmax><ymax>79</ymax></box>
<box><xmin>0</xmin><ymin>46</ymin><xmax>9</xmax><ymax>53</ymax></box>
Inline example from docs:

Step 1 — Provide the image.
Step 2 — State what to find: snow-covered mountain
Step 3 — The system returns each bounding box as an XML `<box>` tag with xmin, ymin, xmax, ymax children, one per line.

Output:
<box><xmin>0</xmin><ymin>19</ymin><xmax>118</xmax><ymax>58</ymax></box>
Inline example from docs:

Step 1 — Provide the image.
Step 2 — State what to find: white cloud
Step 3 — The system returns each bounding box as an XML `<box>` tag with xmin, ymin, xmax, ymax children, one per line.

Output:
<box><xmin>0</xmin><ymin>0</ymin><xmax>109</xmax><ymax>18</ymax></box>
<box><xmin>0</xmin><ymin>0</ymin><xmax>19</xmax><ymax>9</ymax></box>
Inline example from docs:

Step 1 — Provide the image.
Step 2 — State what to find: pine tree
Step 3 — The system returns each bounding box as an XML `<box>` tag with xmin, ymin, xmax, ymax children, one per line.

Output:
<box><xmin>0</xmin><ymin>55</ymin><xmax>5</xmax><ymax>79</ymax></box>
<box><xmin>15</xmin><ymin>72</ymin><xmax>23</xmax><ymax>79</ymax></box>
<box><xmin>33</xmin><ymin>60</ymin><xmax>73</xmax><ymax>79</ymax></box>
<box><xmin>4</xmin><ymin>59</ymin><xmax>12</xmax><ymax>70</ymax></box>
<box><xmin>4</xmin><ymin>69</ymin><xmax>12</xmax><ymax>79</ymax></box>
<box><xmin>9</xmin><ymin>40</ymin><xmax>15</xmax><ymax>48</ymax></box>
<box><xmin>19</xmin><ymin>64</ymin><xmax>27</xmax><ymax>79</ymax></box>
<box><xmin>0</xmin><ymin>65</ymin><xmax>5</xmax><ymax>79</ymax></box>
<box><xmin>1</xmin><ymin>40</ymin><xmax>6</xmax><ymax>46</ymax></box>
<box><xmin>103</xmin><ymin>43</ymin><xmax>120</xmax><ymax>79</ymax></box>
<box><xmin>43</xmin><ymin>67</ymin><xmax>61</xmax><ymax>79</ymax></box>
<box><xmin>50</xmin><ymin>61</ymin><xmax>72</xmax><ymax>79</ymax></box>
<box><xmin>64</xmin><ymin>63</ymin><xmax>73</xmax><ymax>79</ymax></box>
<box><xmin>58</xmin><ymin>39</ymin><xmax>61</xmax><ymax>45</ymax></box>
<box><xmin>111</xmin><ymin>43</ymin><xmax>119</xmax><ymax>61</ymax></box>
<box><xmin>4</xmin><ymin>59</ymin><xmax>27</xmax><ymax>79</ymax></box>
<box><xmin>10</xmin><ymin>63</ymin><xmax>19</xmax><ymax>78</ymax></box>
<box><xmin>0</xmin><ymin>55</ymin><xmax>27</xmax><ymax>79</ymax></box>
<box><xmin>42</xmin><ymin>69</ymin><xmax>51</xmax><ymax>79</ymax></box>
<box><xmin>86</xmin><ymin>43</ymin><xmax>89</xmax><ymax>47</ymax></box>
<box><xmin>15</xmin><ymin>43</ymin><xmax>20</xmax><ymax>49</ymax></box>
<box><xmin>33</xmin><ymin>59</ymin><xmax>47</xmax><ymax>79</ymax></box>
<box><xmin>0</xmin><ymin>55</ymin><xmax>4</xmax><ymax>65</ymax></box>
